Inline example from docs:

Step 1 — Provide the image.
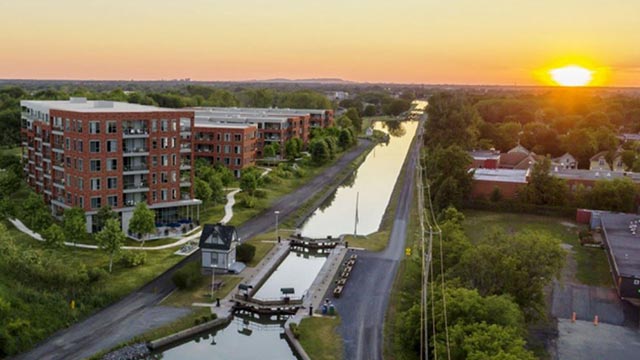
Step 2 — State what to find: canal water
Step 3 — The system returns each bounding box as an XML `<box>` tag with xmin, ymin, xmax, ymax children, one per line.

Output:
<box><xmin>253</xmin><ymin>250</ymin><xmax>328</xmax><ymax>300</ymax></box>
<box><xmin>299</xmin><ymin>120</ymin><xmax>419</xmax><ymax>238</ymax></box>
<box><xmin>152</xmin><ymin>118</ymin><xmax>419</xmax><ymax>359</ymax></box>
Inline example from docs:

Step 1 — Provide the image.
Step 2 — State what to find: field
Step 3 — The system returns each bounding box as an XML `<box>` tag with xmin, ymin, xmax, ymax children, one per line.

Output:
<box><xmin>463</xmin><ymin>210</ymin><xmax>612</xmax><ymax>288</ymax></box>
<box><xmin>297</xmin><ymin>316</ymin><xmax>343</xmax><ymax>360</ymax></box>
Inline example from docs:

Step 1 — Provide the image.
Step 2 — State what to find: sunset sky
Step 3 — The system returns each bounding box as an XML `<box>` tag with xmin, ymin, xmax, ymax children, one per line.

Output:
<box><xmin>1</xmin><ymin>0</ymin><xmax>638</xmax><ymax>86</ymax></box>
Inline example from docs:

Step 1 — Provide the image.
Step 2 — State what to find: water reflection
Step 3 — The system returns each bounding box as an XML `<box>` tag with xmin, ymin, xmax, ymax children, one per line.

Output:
<box><xmin>253</xmin><ymin>250</ymin><xmax>328</xmax><ymax>300</ymax></box>
<box><xmin>300</xmin><ymin>121</ymin><xmax>418</xmax><ymax>238</ymax></box>
<box><xmin>384</xmin><ymin>120</ymin><xmax>406</xmax><ymax>137</ymax></box>
<box><xmin>153</xmin><ymin>313</ymin><xmax>296</xmax><ymax>360</ymax></box>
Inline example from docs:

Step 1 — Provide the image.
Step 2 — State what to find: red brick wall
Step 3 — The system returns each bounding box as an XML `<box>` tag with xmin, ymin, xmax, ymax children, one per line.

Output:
<box><xmin>471</xmin><ymin>180</ymin><xmax>524</xmax><ymax>199</ymax></box>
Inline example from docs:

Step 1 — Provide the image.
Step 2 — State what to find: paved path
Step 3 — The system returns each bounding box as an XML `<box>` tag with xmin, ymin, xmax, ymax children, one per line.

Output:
<box><xmin>220</xmin><ymin>188</ymin><xmax>241</xmax><ymax>224</ymax></box>
<box><xmin>13</xmin><ymin>139</ymin><xmax>374</xmax><ymax>360</ymax></box>
<box><xmin>331</xmin><ymin>121</ymin><xmax>423</xmax><ymax>360</ymax></box>
<box><xmin>557</xmin><ymin>319</ymin><xmax>640</xmax><ymax>360</ymax></box>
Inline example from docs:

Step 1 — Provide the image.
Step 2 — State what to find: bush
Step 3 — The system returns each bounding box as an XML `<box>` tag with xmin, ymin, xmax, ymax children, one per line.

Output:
<box><xmin>120</xmin><ymin>251</ymin><xmax>147</xmax><ymax>268</ymax></box>
<box><xmin>87</xmin><ymin>267</ymin><xmax>108</xmax><ymax>283</ymax></box>
<box><xmin>254</xmin><ymin>189</ymin><xmax>268</xmax><ymax>199</ymax></box>
<box><xmin>236</xmin><ymin>243</ymin><xmax>256</xmax><ymax>263</ymax></box>
<box><xmin>240</xmin><ymin>194</ymin><xmax>257</xmax><ymax>208</ymax></box>
<box><xmin>172</xmin><ymin>261</ymin><xmax>203</xmax><ymax>290</ymax></box>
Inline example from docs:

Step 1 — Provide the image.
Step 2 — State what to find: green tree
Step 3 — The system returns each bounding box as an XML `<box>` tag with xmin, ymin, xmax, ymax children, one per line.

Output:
<box><xmin>425</xmin><ymin>93</ymin><xmax>481</xmax><ymax>149</ymax></box>
<box><xmin>129</xmin><ymin>202</ymin><xmax>156</xmax><ymax>246</ymax></box>
<box><xmin>363</xmin><ymin>104</ymin><xmax>377</xmax><ymax>117</ymax></box>
<box><xmin>338</xmin><ymin>128</ymin><xmax>355</xmax><ymax>149</ymax></box>
<box><xmin>240</xmin><ymin>170</ymin><xmax>260</xmax><ymax>196</ymax></box>
<box><xmin>518</xmin><ymin>157</ymin><xmax>567</xmax><ymax>206</ymax></box>
<box><xmin>425</xmin><ymin>145</ymin><xmax>474</xmax><ymax>211</ymax></box>
<box><xmin>310</xmin><ymin>138</ymin><xmax>330</xmax><ymax>165</ymax></box>
<box><xmin>63</xmin><ymin>207</ymin><xmax>86</xmax><ymax>247</ymax></box>
<box><xmin>583</xmin><ymin>178</ymin><xmax>638</xmax><ymax>213</ymax></box>
<box><xmin>94</xmin><ymin>205</ymin><xmax>117</xmax><ymax>230</ymax></box>
<box><xmin>455</xmin><ymin>230</ymin><xmax>565</xmax><ymax>319</ymax></box>
<box><xmin>447</xmin><ymin>322</ymin><xmax>535</xmax><ymax>360</ymax></box>
<box><xmin>345</xmin><ymin>107</ymin><xmax>362</xmax><ymax>132</ymax></box>
<box><xmin>263</xmin><ymin>143</ymin><xmax>277</xmax><ymax>158</ymax></box>
<box><xmin>284</xmin><ymin>138</ymin><xmax>301</xmax><ymax>160</ymax></box>
<box><xmin>194</xmin><ymin>178</ymin><xmax>213</xmax><ymax>203</ymax></box>
<box><xmin>96</xmin><ymin>219</ymin><xmax>125</xmax><ymax>273</ymax></box>
<box><xmin>336</xmin><ymin>115</ymin><xmax>353</xmax><ymax>129</ymax></box>
<box><xmin>42</xmin><ymin>224</ymin><xmax>65</xmax><ymax>248</ymax></box>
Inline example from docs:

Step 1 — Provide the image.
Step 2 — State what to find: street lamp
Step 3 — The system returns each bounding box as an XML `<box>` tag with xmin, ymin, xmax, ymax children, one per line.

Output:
<box><xmin>274</xmin><ymin>210</ymin><xmax>280</xmax><ymax>242</ymax></box>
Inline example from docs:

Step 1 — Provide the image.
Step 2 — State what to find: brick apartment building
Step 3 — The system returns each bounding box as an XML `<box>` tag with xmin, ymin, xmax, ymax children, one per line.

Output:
<box><xmin>193</xmin><ymin>122</ymin><xmax>257</xmax><ymax>177</ymax></box>
<box><xmin>193</xmin><ymin>107</ymin><xmax>334</xmax><ymax>157</ymax></box>
<box><xmin>20</xmin><ymin>98</ymin><xmax>201</xmax><ymax>235</ymax></box>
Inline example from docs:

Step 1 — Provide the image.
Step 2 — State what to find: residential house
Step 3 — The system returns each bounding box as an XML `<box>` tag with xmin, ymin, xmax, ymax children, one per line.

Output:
<box><xmin>589</xmin><ymin>150</ymin><xmax>625</xmax><ymax>172</ymax></box>
<box><xmin>200</xmin><ymin>223</ymin><xmax>239</xmax><ymax>272</ymax></box>
<box><xmin>552</xmin><ymin>153</ymin><xmax>578</xmax><ymax>170</ymax></box>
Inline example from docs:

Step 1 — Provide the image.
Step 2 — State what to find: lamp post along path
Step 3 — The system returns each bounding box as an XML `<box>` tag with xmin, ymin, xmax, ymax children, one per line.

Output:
<box><xmin>211</xmin><ymin>264</ymin><xmax>215</xmax><ymax>299</ymax></box>
<box><xmin>275</xmin><ymin>210</ymin><xmax>280</xmax><ymax>242</ymax></box>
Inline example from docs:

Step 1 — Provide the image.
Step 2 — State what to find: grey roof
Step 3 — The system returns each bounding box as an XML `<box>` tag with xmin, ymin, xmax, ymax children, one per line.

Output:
<box><xmin>472</xmin><ymin>168</ymin><xmax>529</xmax><ymax>183</ymax></box>
<box><xmin>196</xmin><ymin>107</ymin><xmax>329</xmax><ymax>116</ymax></box>
<box><xmin>21</xmin><ymin>98</ymin><xmax>182</xmax><ymax>113</ymax></box>
<box><xmin>551</xmin><ymin>169</ymin><xmax>640</xmax><ymax>182</ymax></box>
<box><xmin>600</xmin><ymin>213</ymin><xmax>640</xmax><ymax>278</ymax></box>
<box><xmin>199</xmin><ymin>223</ymin><xmax>237</xmax><ymax>251</ymax></box>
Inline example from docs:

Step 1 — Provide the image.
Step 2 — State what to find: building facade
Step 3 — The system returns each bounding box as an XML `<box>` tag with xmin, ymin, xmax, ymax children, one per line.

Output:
<box><xmin>193</xmin><ymin>123</ymin><xmax>257</xmax><ymax>177</ymax></box>
<box><xmin>21</xmin><ymin>98</ymin><xmax>201</xmax><ymax>235</ymax></box>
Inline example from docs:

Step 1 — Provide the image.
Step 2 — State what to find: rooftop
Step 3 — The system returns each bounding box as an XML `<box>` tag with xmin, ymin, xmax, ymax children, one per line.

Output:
<box><xmin>194</xmin><ymin>122</ymin><xmax>256</xmax><ymax>130</ymax></box>
<box><xmin>600</xmin><ymin>212</ymin><xmax>640</xmax><ymax>277</ymax></box>
<box><xmin>21</xmin><ymin>98</ymin><xmax>183</xmax><ymax>113</ymax></box>
<box><xmin>552</xmin><ymin>168</ymin><xmax>640</xmax><ymax>182</ymax></box>
<box><xmin>472</xmin><ymin>168</ymin><xmax>529</xmax><ymax>183</ymax></box>
<box><xmin>469</xmin><ymin>150</ymin><xmax>500</xmax><ymax>160</ymax></box>
<box><xmin>194</xmin><ymin>112</ymin><xmax>292</xmax><ymax>124</ymax></box>
<box><xmin>197</xmin><ymin>107</ymin><xmax>329</xmax><ymax>115</ymax></box>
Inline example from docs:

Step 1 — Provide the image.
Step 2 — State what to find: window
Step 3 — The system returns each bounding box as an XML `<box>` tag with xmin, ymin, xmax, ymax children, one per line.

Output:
<box><xmin>224</xmin><ymin>157</ymin><xmax>230</xmax><ymax>165</ymax></box>
<box><xmin>107</xmin><ymin>196</ymin><xmax>118</xmax><ymax>207</ymax></box>
<box><xmin>161</xmin><ymin>189</ymin><xmax>167</xmax><ymax>201</ymax></box>
<box><xmin>152</xmin><ymin>156</ymin><xmax>158</xmax><ymax>167</ymax></box>
<box><xmin>66</xmin><ymin>138</ymin><xmax>71</xmax><ymax>150</ymax></box>
<box><xmin>171</xmin><ymin>137</ymin><xmax>176</xmax><ymax>148</ymax></box>
<box><xmin>152</xmin><ymin>191</ymin><xmax>157</xmax><ymax>201</ymax></box>
<box><xmin>91</xmin><ymin>178</ymin><xmax>101</xmax><ymax>191</ymax></box>
<box><xmin>66</xmin><ymin>157</ymin><xmax>71</xmax><ymax>167</ymax></box>
<box><xmin>152</xmin><ymin>139</ymin><xmax>158</xmax><ymax>149</ymax></box>
<box><xmin>152</xmin><ymin>173</ymin><xmax>157</xmax><ymax>184</ymax></box>
<box><xmin>106</xmin><ymin>140</ymin><xmax>117</xmax><ymax>152</ymax></box>
<box><xmin>90</xmin><ymin>140</ymin><xmax>100</xmax><ymax>153</ymax></box>
<box><xmin>107</xmin><ymin>121</ymin><xmax>117</xmax><ymax>134</ymax></box>
<box><xmin>76</xmin><ymin>140</ymin><xmax>83</xmax><ymax>152</ymax></box>
<box><xmin>224</xmin><ymin>133</ymin><xmax>231</xmax><ymax>141</ymax></box>
<box><xmin>172</xmin><ymin>189</ymin><xmax>177</xmax><ymax>200</ymax></box>
<box><xmin>90</xmin><ymin>159</ymin><xmax>101</xmax><ymax>172</ymax></box>
<box><xmin>77</xmin><ymin>120</ymin><xmax>83</xmax><ymax>133</ymax></box>
<box><xmin>234</xmin><ymin>146</ymin><xmax>241</xmax><ymax>154</ymax></box>
<box><xmin>90</xmin><ymin>197</ymin><xmax>101</xmax><ymax>209</ymax></box>
<box><xmin>235</xmin><ymin>158</ymin><xmax>241</xmax><ymax>166</ymax></box>
<box><xmin>65</xmin><ymin>119</ymin><xmax>71</xmax><ymax>131</ymax></box>
<box><xmin>76</xmin><ymin>159</ymin><xmax>83</xmax><ymax>171</ymax></box>
<box><xmin>172</xmin><ymin>154</ymin><xmax>177</xmax><ymax>166</ymax></box>
<box><xmin>161</xmin><ymin>120</ymin><xmax>168</xmax><ymax>131</ymax></box>
<box><xmin>161</xmin><ymin>172</ymin><xmax>168</xmax><ymax>183</ymax></box>
<box><xmin>171</xmin><ymin>120</ymin><xmax>177</xmax><ymax>131</ymax></box>
<box><xmin>107</xmin><ymin>177</ymin><xmax>118</xmax><ymax>189</ymax></box>
<box><xmin>171</xmin><ymin>171</ymin><xmax>177</xmax><ymax>183</ymax></box>
<box><xmin>234</xmin><ymin>134</ymin><xmax>242</xmax><ymax>141</ymax></box>
<box><xmin>77</xmin><ymin>177</ymin><xmax>83</xmax><ymax>190</ymax></box>
<box><xmin>161</xmin><ymin>155</ymin><xmax>168</xmax><ymax>166</ymax></box>
<box><xmin>106</xmin><ymin>158</ymin><xmax>117</xmax><ymax>171</ymax></box>
<box><xmin>78</xmin><ymin>196</ymin><xmax>84</xmax><ymax>208</ymax></box>
<box><xmin>89</xmin><ymin>121</ymin><xmax>101</xmax><ymax>134</ymax></box>
<box><xmin>151</xmin><ymin>120</ymin><xmax>157</xmax><ymax>132</ymax></box>
<box><xmin>161</xmin><ymin>138</ymin><xmax>168</xmax><ymax>149</ymax></box>
<box><xmin>224</xmin><ymin>145</ymin><xmax>230</xmax><ymax>154</ymax></box>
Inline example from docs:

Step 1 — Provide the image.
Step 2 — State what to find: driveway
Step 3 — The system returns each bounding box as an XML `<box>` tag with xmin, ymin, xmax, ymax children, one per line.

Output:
<box><xmin>12</xmin><ymin>139</ymin><xmax>374</xmax><ymax>360</ymax></box>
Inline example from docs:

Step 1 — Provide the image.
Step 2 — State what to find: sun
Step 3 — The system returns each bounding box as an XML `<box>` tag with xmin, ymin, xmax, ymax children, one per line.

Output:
<box><xmin>549</xmin><ymin>65</ymin><xmax>593</xmax><ymax>87</ymax></box>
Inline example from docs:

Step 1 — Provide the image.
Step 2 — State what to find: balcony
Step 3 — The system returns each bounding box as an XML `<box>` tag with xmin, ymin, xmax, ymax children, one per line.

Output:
<box><xmin>180</xmin><ymin>162</ymin><xmax>191</xmax><ymax>170</ymax></box>
<box><xmin>123</xmin><ymin>147</ymin><xmax>149</xmax><ymax>157</ymax></box>
<box><xmin>123</xmin><ymin>181</ymin><xmax>150</xmax><ymax>193</ymax></box>
<box><xmin>123</xmin><ymin>164</ymin><xmax>149</xmax><ymax>174</ymax></box>
<box><xmin>180</xmin><ymin>125</ymin><xmax>191</xmax><ymax>134</ymax></box>
<box><xmin>53</xmin><ymin>179</ymin><xmax>65</xmax><ymax>189</ymax></box>
<box><xmin>180</xmin><ymin>144</ymin><xmax>192</xmax><ymax>153</ymax></box>
<box><xmin>123</xmin><ymin>194</ymin><xmax>147</xmax><ymax>208</ymax></box>
<box><xmin>122</xmin><ymin>127</ymin><xmax>149</xmax><ymax>138</ymax></box>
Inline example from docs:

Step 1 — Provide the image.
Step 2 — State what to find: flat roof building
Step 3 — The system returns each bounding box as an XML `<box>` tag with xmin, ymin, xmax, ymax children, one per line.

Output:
<box><xmin>470</xmin><ymin>168</ymin><xmax>529</xmax><ymax>199</ymax></box>
<box><xmin>598</xmin><ymin>212</ymin><xmax>640</xmax><ymax>305</ymax></box>
<box><xmin>20</xmin><ymin>98</ymin><xmax>201</xmax><ymax>237</ymax></box>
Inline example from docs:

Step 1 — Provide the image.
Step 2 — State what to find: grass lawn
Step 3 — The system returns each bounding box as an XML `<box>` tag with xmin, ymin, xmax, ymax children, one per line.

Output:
<box><xmin>297</xmin><ymin>316</ymin><xmax>343</xmax><ymax>360</ymax></box>
<box><xmin>0</xmin><ymin>146</ymin><xmax>21</xmax><ymax>157</ymax></box>
<box><xmin>343</xmin><ymin>230</ymin><xmax>390</xmax><ymax>252</ymax></box>
<box><xmin>162</xmin><ymin>274</ymin><xmax>242</xmax><ymax>307</ymax></box>
<box><xmin>241</xmin><ymin>230</ymin><xmax>292</xmax><ymax>267</ymax></box>
<box><xmin>462</xmin><ymin>210</ymin><xmax>612</xmax><ymax>288</ymax></box>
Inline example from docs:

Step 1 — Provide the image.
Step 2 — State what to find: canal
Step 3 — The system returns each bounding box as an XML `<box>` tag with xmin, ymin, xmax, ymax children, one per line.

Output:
<box><xmin>151</xmin><ymin>118</ymin><xmax>419</xmax><ymax>359</ymax></box>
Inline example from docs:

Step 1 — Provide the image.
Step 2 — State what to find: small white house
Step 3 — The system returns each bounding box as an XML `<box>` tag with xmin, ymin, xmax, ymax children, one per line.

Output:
<box><xmin>200</xmin><ymin>223</ymin><xmax>238</xmax><ymax>272</ymax></box>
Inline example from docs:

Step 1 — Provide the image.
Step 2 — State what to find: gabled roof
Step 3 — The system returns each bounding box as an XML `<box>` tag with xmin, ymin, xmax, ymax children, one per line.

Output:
<box><xmin>499</xmin><ymin>152</ymin><xmax>532</xmax><ymax>169</ymax></box>
<box><xmin>507</xmin><ymin>144</ymin><xmax>530</xmax><ymax>155</ymax></box>
<box><xmin>199</xmin><ymin>223</ymin><xmax>237</xmax><ymax>251</ymax></box>
<box><xmin>553</xmin><ymin>153</ymin><xmax>577</xmax><ymax>162</ymax></box>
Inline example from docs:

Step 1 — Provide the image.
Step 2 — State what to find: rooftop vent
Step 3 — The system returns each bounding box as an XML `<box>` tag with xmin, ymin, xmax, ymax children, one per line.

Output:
<box><xmin>69</xmin><ymin>97</ymin><xmax>87</xmax><ymax>103</ymax></box>
<box><xmin>93</xmin><ymin>101</ymin><xmax>114</xmax><ymax>109</ymax></box>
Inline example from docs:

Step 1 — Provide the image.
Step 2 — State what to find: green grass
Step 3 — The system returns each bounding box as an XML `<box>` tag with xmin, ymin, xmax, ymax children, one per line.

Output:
<box><xmin>162</xmin><ymin>274</ymin><xmax>242</xmax><ymax>307</ymax></box>
<box><xmin>463</xmin><ymin>210</ymin><xmax>612</xmax><ymax>287</ymax></box>
<box><xmin>242</xmin><ymin>230</ymin><xmax>290</xmax><ymax>267</ymax></box>
<box><xmin>0</xmin><ymin>146</ymin><xmax>21</xmax><ymax>157</ymax></box>
<box><xmin>297</xmin><ymin>316</ymin><xmax>344</xmax><ymax>360</ymax></box>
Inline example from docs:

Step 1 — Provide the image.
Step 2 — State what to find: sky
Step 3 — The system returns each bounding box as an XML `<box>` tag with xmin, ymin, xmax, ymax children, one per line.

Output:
<box><xmin>0</xmin><ymin>0</ymin><xmax>639</xmax><ymax>86</ymax></box>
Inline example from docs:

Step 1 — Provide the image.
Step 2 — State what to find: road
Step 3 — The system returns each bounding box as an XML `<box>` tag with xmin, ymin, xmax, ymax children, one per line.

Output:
<box><xmin>333</xmin><ymin>120</ymin><xmax>424</xmax><ymax>360</ymax></box>
<box><xmin>13</xmin><ymin>139</ymin><xmax>374</xmax><ymax>360</ymax></box>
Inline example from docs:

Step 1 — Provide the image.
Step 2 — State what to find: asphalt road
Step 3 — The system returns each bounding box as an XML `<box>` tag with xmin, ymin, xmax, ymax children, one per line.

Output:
<box><xmin>13</xmin><ymin>139</ymin><xmax>374</xmax><ymax>360</ymax></box>
<box><xmin>333</xmin><ymin>121</ymin><xmax>423</xmax><ymax>360</ymax></box>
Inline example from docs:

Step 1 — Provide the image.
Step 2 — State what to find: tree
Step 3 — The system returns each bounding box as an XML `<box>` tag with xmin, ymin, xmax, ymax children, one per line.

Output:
<box><xmin>96</xmin><ymin>219</ymin><xmax>125</xmax><ymax>273</ymax></box>
<box><xmin>582</xmin><ymin>178</ymin><xmax>638</xmax><ymax>213</ymax></box>
<box><xmin>42</xmin><ymin>224</ymin><xmax>65</xmax><ymax>248</ymax></box>
<box><xmin>194</xmin><ymin>178</ymin><xmax>213</xmax><ymax>203</ymax></box>
<box><xmin>129</xmin><ymin>202</ymin><xmax>156</xmax><ymax>246</ymax></box>
<box><xmin>455</xmin><ymin>230</ymin><xmax>565</xmax><ymax>319</ymax></box>
<box><xmin>63</xmin><ymin>207</ymin><xmax>86</xmax><ymax>247</ymax></box>
<box><xmin>338</xmin><ymin>128</ymin><xmax>355</xmax><ymax>149</ymax></box>
<box><xmin>345</xmin><ymin>107</ymin><xmax>362</xmax><ymax>132</ymax></box>
<box><xmin>94</xmin><ymin>205</ymin><xmax>117</xmax><ymax>231</ymax></box>
<box><xmin>239</xmin><ymin>170</ymin><xmax>260</xmax><ymax>196</ymax></box>
<box><xmin>447</xmin><ymin>322</ymin><xmax>535</xmax><ymax>360</ymax></box>
<box><xmin>310</xmin><ymin>138</ymin><xmax>330</xmax><ymax>165</ymax></box>
<box><xmin>0</xmin><ymin>171</ymin><xmax>21</xmax><ymax>197</ymax></box>
<box><xmin>263</xmin><ymin>143</ymin><xmax>277</xmax><ymax>158</ymax></box>
<box><xmin>383</xmin><ymin>99</ymin><xmax>411</xmax><ymax>116</ymax></box>
<box><xmin>236</xmin><ymin>243</ymin><xmax>256</xmax><ymax>263</ymax></box>
<box><xmin>425</xmin><ymin>145</ymin><xmax>474</xmax><ymax>211</ymax></box>
<box><xmin>284</xmin><ymin>138</ymin><xmax>302</xmax><ymax>160</ymax></box>
<box><xmin>425</xmin><ymin>93</ymin><xmax>481</xmax><ymax>149</ymax></box>
<box><xmin>363</xmin><ymin>104</ymin><xmax>377</xmax><ymax>117</ymax></box>
<box><xmin>336</xmin><ymin>115</ymin><xmax>353</xmax><ymax>129</ymax></box>
<box><xmin>518</xmin><ymin>157</ymin><xmax>567</xmax><ymax>206</ymax></box>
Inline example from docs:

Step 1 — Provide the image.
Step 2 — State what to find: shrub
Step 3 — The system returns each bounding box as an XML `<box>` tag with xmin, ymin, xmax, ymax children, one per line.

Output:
<box><xmin>254</xmin><ymin>189</ymin><xmax>268</xmax><ymax>199</ymax></box>
<box><xmin>87</xmin><ymin>267</ymin><xmax>108</xmax><ymax>283</ymax></box>
<box><xmin>120</xmin><ymin>251</ymin><xmax>147</xmax><ymax>268</ymax></box>
<box><xmin>240</xmin><ymin>195</ymin><xmax>256</xmax><ymax>208</ymax></box>
<box><xmin>172</xmin><ymin>261</ymin><xmax>203</xmax><ymax>290</ymax></box>
<box><xmin>236</xmin><ymin>243</ymin><xmax>256</xmax><ymax>263</ymax></box>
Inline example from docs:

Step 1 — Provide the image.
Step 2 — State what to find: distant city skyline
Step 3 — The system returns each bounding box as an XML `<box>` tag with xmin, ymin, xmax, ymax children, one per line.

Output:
<box><xmin>1</xmin><ymin>0</ymin><xmax>639</xmax><ymax>86</ymax></box>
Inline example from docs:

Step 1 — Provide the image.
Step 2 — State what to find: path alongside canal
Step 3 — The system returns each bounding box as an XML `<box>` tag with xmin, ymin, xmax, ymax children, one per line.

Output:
<box><xmin>13</xmin><ymin>139</ymin><xmax>375</xmax><ymax>360</ymax></box>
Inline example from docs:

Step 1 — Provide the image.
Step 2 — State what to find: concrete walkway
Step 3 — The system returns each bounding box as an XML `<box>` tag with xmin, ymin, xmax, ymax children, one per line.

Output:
<box><xmin>220</xmin><ymin>188</ymin><xmax>240</xmax><ymax>224</ymax></box>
